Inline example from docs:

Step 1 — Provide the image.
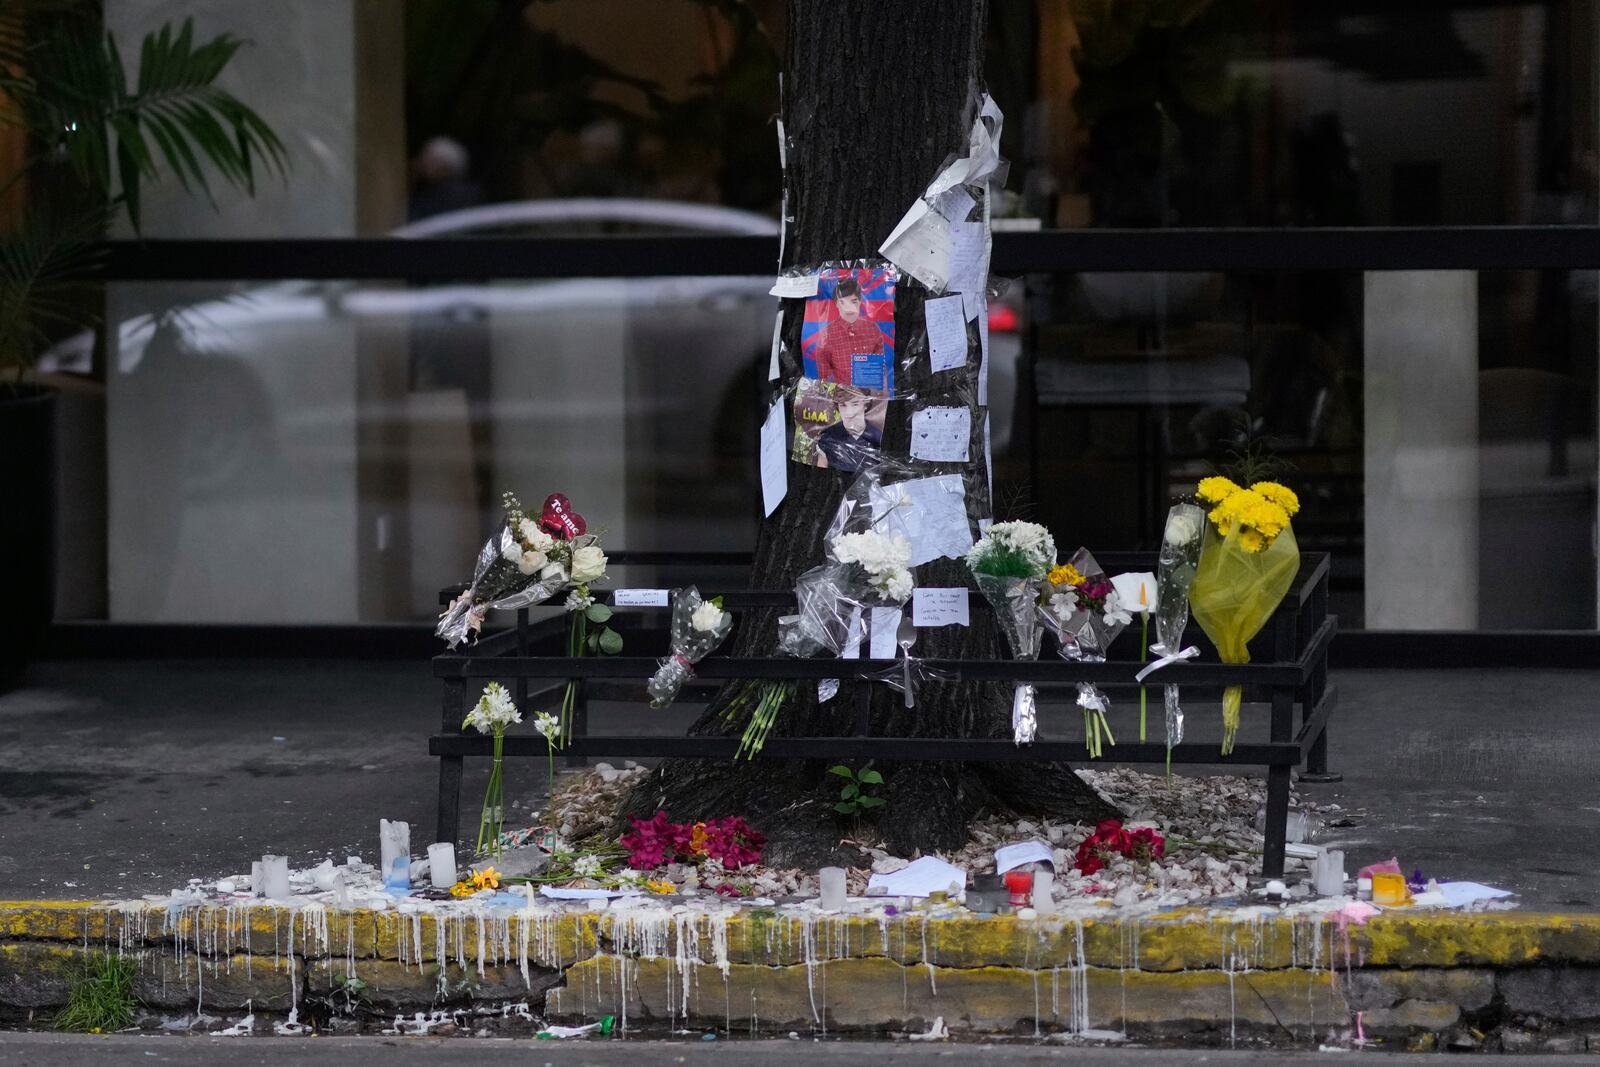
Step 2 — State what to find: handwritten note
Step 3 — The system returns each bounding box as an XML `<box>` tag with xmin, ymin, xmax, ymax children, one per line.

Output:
<box><xmin>910</xmin><ymin>406</ymin><xmax>971</xmax><ymax>463</ymax></box>
<box><xmin>868</xmin><ymin>474</ymin><xmax>973</xmax><ymax>566</ymax></box>
<box><xmin>913</xmin><ymin>588</ymin><xmax>970</xmax><ymax>627</ymax></box>
<box><xmin>925</xmin><ymin>295</ymin><xmax>968</xmax><ymax>373</ymax></box>
<box><xmin>946</xmin><ymin>216</ymin><xmax>988</xmax><ymax>294</ymax></box>
<box><xmin>866</xmin><ymin>855</ymin><xmax>967</xmax><ymax>898</ymax></box>
<box><xmin>870</xmin><ymin>607</ymin><xmax>903</xmax><ymax>659</ymax></box>
<box><xmin>759</xmin><ymin>398</ymin><xmax>787</xmax><ymax>517</ymax></box>
<box><xmin>962</xmin><ymin>289</ymin><xmax>984</xmax><ymax>321</ymax></box>
<box><xmin>612</xmin><ymin>589</ymin><xmax>669</xmax><ymax>607</ymax></box>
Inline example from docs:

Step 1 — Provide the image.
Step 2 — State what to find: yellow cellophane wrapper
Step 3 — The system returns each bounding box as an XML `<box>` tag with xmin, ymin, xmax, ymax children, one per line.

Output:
<box><xmin>1188</xmin><ymin>523</ymin><xmax>1299</xmax><ymax>754</ymax></box>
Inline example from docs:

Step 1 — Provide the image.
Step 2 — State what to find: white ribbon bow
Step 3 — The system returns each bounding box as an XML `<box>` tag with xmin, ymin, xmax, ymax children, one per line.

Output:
<box><xmin>1135</xmin><ymin>643</ymin><xmax>1200</xmax><ymax>684</ymax></box>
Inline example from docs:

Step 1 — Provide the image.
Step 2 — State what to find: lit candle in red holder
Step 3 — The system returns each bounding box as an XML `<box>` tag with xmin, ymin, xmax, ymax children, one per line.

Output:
<box><xmin>1003</xmin><ymin>870</ymin><xmax>1033</xmax><ymax>907</ymax></box>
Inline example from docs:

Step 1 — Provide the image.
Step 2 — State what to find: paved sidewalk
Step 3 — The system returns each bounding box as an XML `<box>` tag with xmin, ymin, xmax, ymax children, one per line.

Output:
<box><xmin>0</xmin><ymin>659</ymin><xmax>1594</xmax><ymax>908</ymax></box>
<box><xmin>0</xmin><ymin>1032</ymin><xmax>1572</xmax><ymax>1065</ymax></box>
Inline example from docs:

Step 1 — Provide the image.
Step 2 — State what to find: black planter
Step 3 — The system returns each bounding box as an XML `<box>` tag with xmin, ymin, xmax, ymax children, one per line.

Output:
<box><xmin>0</xmin><ymin>383</ymin><xmax>56</xmax><ymax>686</ymax></box>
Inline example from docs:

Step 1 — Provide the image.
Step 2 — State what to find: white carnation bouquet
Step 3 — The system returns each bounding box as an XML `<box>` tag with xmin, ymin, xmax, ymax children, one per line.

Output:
<box><xmin>965</xmin><ymin>520</ymin><xmax>1056</xmax><ymax>745</ymax></box>
<box><xmin>646</xmin><ymin>586</ymin><xmax>734</xmax><ymax>709</ymax></box>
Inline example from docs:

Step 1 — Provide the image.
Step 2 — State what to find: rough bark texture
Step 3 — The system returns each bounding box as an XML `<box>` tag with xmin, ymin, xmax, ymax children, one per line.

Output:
<box><xmin>620</xmin><ymin>0</ymin><xmax>1118</xmax><ymax>867</ymax></box>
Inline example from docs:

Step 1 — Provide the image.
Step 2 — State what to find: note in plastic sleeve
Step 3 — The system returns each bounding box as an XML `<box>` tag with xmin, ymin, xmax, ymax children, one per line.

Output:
<box><xmin>612</xmin><ymin>589</ymin><xmax>670</xmax><ymax>607</ymax></box>
<box><xmin>759</xmin><ymin>398</ymin><xmax>788</xmax><ymax>517</ymax></box>
<box><xmin>925</xmin><ymin>295</ymin><xmax>967</xmax><ymax>373</ymax></box>
<box><xmin>910</xmin><ymin>406</ymin><xmax>971</xmax><ymax>463</ymax></box>
<box><xmin>913</xmin><ymin>588</ymin><xmax>970</xmax><ymax>627</ymax></box>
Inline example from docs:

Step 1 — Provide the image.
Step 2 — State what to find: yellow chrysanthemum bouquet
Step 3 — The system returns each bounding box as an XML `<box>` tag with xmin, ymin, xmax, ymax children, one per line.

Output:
<box><xmin>1187</xmin><ymin>476</ymin><xmax>1301</xmax><ymax>754</ymax></box>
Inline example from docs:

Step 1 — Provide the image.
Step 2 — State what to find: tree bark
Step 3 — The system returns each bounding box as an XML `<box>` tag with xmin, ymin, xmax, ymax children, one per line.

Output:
<box><xmin>619</xmin><ymin>0</ymin><xmax>1118</xmax><ymax>868</ymax></box>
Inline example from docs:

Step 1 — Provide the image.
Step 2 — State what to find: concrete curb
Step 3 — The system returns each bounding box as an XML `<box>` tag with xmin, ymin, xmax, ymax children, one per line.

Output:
<box><xmin>3</xmin><ymin>900</ymin><xmax>1598</xmax><ymax>1047</ymax></box>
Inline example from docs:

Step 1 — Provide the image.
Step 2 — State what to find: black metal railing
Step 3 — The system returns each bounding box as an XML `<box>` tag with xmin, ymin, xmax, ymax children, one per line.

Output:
<box><xmin>431</xmin><ymin>551</ymin><xmax>1336</xmax><ymax>878</ymax></box>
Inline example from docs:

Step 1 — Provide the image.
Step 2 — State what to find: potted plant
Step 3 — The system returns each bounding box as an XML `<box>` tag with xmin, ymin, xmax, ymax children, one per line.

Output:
<box><xmin>0</xmin><ymin>2</ymin><xmax>284</xmax><ymax>683</ymax></box>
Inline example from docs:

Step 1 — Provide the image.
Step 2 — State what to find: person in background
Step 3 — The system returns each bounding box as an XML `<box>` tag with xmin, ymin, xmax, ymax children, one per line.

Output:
<box><xmin>409</xmin><ymin>136</ymin><xmax>484</xmax><ymax>221</ymax></box>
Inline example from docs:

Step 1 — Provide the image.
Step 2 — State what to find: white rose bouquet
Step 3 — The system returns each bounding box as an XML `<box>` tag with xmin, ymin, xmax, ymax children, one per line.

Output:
<box><xmin>436</xmin><ymin>498</ymin><xmax>566</xmax><ymax>649</ymax></box>
<box><xmin>646</xmin><ymin>586</ymin><xmax>734</xmax><ymax>709</ymax></box>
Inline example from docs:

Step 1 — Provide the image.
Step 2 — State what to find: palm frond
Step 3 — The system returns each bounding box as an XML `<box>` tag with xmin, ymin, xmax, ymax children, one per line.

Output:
<box><xmin>29</xmin><ymin>15</ymin><xmax>287</xmax><ymax>232</ymax></box>
<box><xmin>0</xmin><ymin>205</ymin><xmax>106</xmax><ymax>374</ymax></box>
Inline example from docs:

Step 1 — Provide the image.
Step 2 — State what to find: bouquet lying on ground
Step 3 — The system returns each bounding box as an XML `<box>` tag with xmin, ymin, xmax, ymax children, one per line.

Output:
<box><xmin>646</xmin><ymin>587</ymin><xmax>733</xmax><ymax>709</ymax></box>
<box><xmin>1074</xmin><ymin>818</ymin><xmax>1165</xmax><ymax>876</ymax></box>
<box><xmin>1188</xmin><ymin>476</ymin><xmax>1301</xmax><ymax>754</ymax></box>
<box><xmin>966</xmin><ymin>521</ymin><xmax>1055</xmax><ymax>745</ymax></box>
<box><xmin>1037</xmin><ymin>549</ymin><xmax>1132</xmax><ymax>758</ymax></box>
<box><xmin>732</xmin><ymin>528</ymin><xmax>915</xmax><ymax>758</ymax></box>
<box><xmin>620</xmin><ymin>812</ymin><xmax>766</xmax><ymax>870</ymax></box>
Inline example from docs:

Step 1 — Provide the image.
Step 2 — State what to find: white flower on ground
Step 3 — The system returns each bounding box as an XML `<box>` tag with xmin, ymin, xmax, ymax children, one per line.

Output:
<box><xmin>516</xmin><ymin>548</ymin><xmax>548</xmax><ymax>576</ymax></box>
<box><xmin>572</xmin><ymin>854</ymin><xmax>602</xmax><ymax>878</ymax></box>
<box><xmin>532</xmin><ymin>712</ymin><xmax>559</xmax><ymax>742</ymax></box>
<box><xmin>565</xmin><ymin>590</ymin><xmax>594</xmax><ymax>612</ymax></box>
<box><xmin>463</xmin><ymin>681</ymin><xmax>521</xmax><ymax>733</ymax></box>
<box><xmin>691</xmin><ymin>600</ymin><xmax>728</xmax><ymax>633</ymax></box>
<box><xmin>570</xmin><ymin>544</ymin><xmax>607</xmax><ymax>584</ymax></box>
<box><xmin>518</xmin><ymin>519</ymin><xmax>556</xmax><ymax>552</ymax></box>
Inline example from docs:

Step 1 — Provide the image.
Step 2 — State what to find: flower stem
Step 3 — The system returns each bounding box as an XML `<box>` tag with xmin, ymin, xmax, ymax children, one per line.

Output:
<box><xmin>1139</xmin><ymin>613</ymin><xmax>1149</xmax><ymax>743</ymax></box>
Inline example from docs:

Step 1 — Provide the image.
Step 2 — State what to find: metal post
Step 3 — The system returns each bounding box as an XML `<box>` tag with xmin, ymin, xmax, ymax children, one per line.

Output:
<box><xmin>1300</xmin><ymin>566</ymin><xmax>1342</xmax><ymax>782</ymax></box>
<box><xmin>437</xmin><ymin>677</ymin><xmax>466</xmax><ymax>846</ymax></box>
<box><xmin>1261</xmin><ymin>603</ymin><xmax>1297</xmax><ymax>878</ymax></box>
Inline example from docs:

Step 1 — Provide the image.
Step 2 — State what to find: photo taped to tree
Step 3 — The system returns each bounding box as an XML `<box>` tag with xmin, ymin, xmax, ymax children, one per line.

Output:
<box><xmin>791</xmin><ymin>378</ymin><xmax>888</xmax><ymax>474</ymax></box>
<box><xmin>801</xmin><ymin>265</ymin><xmax>896</xmax><ymax>394</ymax></box>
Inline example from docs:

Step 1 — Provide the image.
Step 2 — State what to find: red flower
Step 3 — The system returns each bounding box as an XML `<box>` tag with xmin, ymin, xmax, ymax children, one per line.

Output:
<box><xmin>620</xmin><ymin>811</ymin><xmax>675</xmax><ymax>869</ymax></box>
<box><xmin>1077</xmin><ymin>855</ymin><xmax>1104</xmax><ymax>876</ymax></box>
<box><xmin>702</xmin><ymin>816</ymin><xmax>765</xmax><ymax>868</ymax></box>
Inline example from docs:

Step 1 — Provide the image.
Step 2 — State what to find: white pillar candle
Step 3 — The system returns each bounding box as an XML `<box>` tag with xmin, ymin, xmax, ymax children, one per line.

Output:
<box><xmin>1314</xmin><ymin>849</ymin><xmax>1346</xmax><ymax>897</ymax></box>
<box><xmin>819</xmin><ymin>867</ymin><xmax>847</xmax><ymax>910</ymax></box>
<box><xmin>427</xmin><ymin>843</ymin><xmax>457</xmax><ymax>889</ymax></box>
<box><xmin>1032</xmin><ymin>871</ymin><xmax>1056</xmax><ymax>914</ymax></box>
<box><xmin>380</xmin><ymin>819</ymin><xmax>411</xmax><ymax>891</ymax></box>
<box><xmin>250</xmin><ymin>860</ymin><xmax>264</xmax><ymax>898</ymax></box>
<box><xmin>259</xmin><ymin>855</ymin><xmax>291</xmax><ymax>900</ymax></box>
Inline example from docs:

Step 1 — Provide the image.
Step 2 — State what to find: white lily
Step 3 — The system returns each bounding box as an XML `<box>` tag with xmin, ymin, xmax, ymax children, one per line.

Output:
<box><xmin>1110</xmin><ymin>571</ymin><xmax>1158</xmax><ymax>617</ymax></box>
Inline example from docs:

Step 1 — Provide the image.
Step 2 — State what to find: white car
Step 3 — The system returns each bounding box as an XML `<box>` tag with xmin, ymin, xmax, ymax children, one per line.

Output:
<box><xmin>49</xmin><ymin>199</ymin><xmax>1019</xmax><ymax>623</ymax></box>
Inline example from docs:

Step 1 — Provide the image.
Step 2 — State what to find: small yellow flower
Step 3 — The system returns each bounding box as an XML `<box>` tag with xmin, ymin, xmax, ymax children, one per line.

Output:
<box><xmin>1238</xmin><ymin>528</ymin><xmax>1267</xmax><ymax>553</ymax></box>
<box><xmin>689</xmin><ymin>822</ymin><xmax>710</xmax><ymax>856</ymax></box>
<box><xmin>470</xmin><ymin>867</ymin><xmax>500</xmax><ymax>891</ymax></box>
<box><xmin>645</xmin><ymin>879</ymin><xmax>676</xmax><ymax>894</ymax></box>
<box><xmin>1196</xmin><ymin>476</ymin><xmax>1242</xmax><ymax>504</ymax></box>
<box><xmin>450</xmin><ymin>881</ymin><xmax>477</xmax><ymax>897</ymax></box>
<box><xmin>1047</xmin><ymin>563</ymin><xmax>1084</xmax><ymax>588</ymax></box>
<box><xmin>1250</xmin><ymin>481</ymin><xmax>1300</xmax><ymax>517</ymax></box>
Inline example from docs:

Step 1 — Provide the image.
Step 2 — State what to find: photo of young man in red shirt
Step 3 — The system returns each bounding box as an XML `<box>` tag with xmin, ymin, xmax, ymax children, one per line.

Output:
<box><xmin>809</xmin><ymin>275</ymin><xmax>888</xmax><ymax>389</ymax></box>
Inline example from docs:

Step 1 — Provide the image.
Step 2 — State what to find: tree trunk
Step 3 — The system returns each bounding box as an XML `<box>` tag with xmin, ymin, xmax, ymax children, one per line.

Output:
<box><xmin>620</xmin><ymin>0</ymin><xmax>1118</xmax><ymax>869</ymax></box>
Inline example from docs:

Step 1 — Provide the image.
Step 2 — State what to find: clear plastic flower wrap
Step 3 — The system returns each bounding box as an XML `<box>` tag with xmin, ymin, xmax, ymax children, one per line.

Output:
<box><xmin>973</xmin><ymin>573</ymin><xmax>1044</xmax><ymax>744</ymax></box>
<box><xmin>1037</xmin><ymin>547</ymin><xmax>1131</xmax><ymax>758</ymax></box>
<box><xmin>1148</xmin><ymin>503</ymin><xmax>1207</xmax><ymax>761</ymax></box>
<box><xmin>437</xmin><ymin>527</ymin><xmax>564</xmax><ymax>649</ymax></box>
<box><xmin>646</xmin><ymin>586</ymin><xmax>733</xmax><ymax>709</ymax></box>
<box><xmin>965</xmin><ymin>519</ymin><xmax>1054</xmax><ymax>745</ymax></box>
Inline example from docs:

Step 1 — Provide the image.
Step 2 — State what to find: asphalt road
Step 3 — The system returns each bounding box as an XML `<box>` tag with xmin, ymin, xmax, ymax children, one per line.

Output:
<box><xmin>0</xmin><ymin>1033</ymin><xmax>1572</xmax><ymax>1065</ymax></box>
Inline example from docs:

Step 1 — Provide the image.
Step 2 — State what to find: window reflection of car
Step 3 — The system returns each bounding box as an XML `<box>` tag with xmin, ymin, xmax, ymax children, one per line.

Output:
<box><xmin>44</xmin><ymin>199</ymin><xmax>1023</xmax><ymax>623</ymax></box>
